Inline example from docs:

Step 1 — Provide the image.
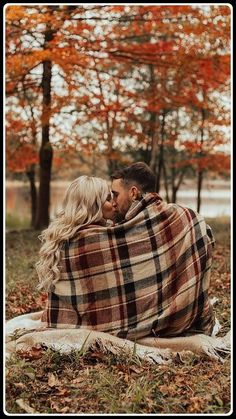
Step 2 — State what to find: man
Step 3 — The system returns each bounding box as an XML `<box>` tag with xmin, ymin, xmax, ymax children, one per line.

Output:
<box><xmin>109</xmin><ymin>161</ymin><xmax>216</xmax><ymax>338</ymax></box>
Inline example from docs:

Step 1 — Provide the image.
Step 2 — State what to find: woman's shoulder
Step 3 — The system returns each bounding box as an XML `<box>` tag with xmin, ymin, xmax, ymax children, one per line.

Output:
<box><xmin>65</xmin><ymin>221</ymin><xmax>111</xmax><ymax>244</ymax></box>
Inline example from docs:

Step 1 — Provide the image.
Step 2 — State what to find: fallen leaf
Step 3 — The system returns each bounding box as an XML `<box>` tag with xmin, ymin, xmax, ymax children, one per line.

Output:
<box><xmin>17</xmin><ymin>346</ymin><xmax>43</xmax><ymax>360</ymax></box>
<box><xmin>90</xmin><ymin>351</ymin><xmax>106</xmax><ymax>361</ymax></box>
<box><xmin>129</xmin><ymin>365</ymin><xmax>144</xmax><ymax>374</ymax></box>
<box><xmin>50</xmin><ymin>400</ymin><xmax>70</xmax><ymax>413</ymax></box>
<box><xmin>55</xmin><ymin>388</ymin><xmax>70</xmax><ymax>396</ymax></box>
<box><xmin>14</xmin><ymin>382</ymin><xmax>26</xmax><ymax>389</ymax></box>
<box><xmin>116</xmin><ymin>364</ymin><xmax>131</xmax><ymax>374</ymax></box>
<box><xmin>48</xmin><ymin>373</ymin><xmax>61</xmax><ymax>387</ymax></box>
<box><xmin>16</xmin><ymin>398</ymin><xmax>39</xmax><ymax>414</ymax></box>
<box><xmin>214</xmin><ymin>395</ymin><xmax>223</xmax><ymax>406</ymax></box>
<box><xmin>60</xmin><ymin>406</ymin><xmax>70</xmax><ymax>413</ymax></box>
<box><xmin>159</xmin><ymin>384</ymin><xmax>169</xmax><ymax>395</ymax></box>
<box><xmin>71</xmin><ymin>377</ymin><xmax>84</xmax><ymax>385</ymax></box>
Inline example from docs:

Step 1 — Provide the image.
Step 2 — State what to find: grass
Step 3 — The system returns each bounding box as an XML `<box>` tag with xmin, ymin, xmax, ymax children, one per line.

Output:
<box><xmin>6</xmin><ymin>213</ymin><xmax>31</xmax><ymax>230</ymax></box>
<box><xmin>5</xmin><ymin>217</ymin><xmax>231</xmax><ymax>414</ymax></box>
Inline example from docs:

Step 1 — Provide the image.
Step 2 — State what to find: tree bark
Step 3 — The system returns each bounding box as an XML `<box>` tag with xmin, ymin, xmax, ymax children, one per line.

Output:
<box><xmin>149</xmin><ymin>111</ymin><xmax>159</xmax><ymax>175</ymax></box>
<box><xmin>22</xmin><ymin>80</ymin><xmax>38</xmax><ymax>229</ymax></box>
<box><xmin>197</xmin><ymin>169</ymin><xmax>204</xmax><ymax>213</ymax></box>
<box><xmin>35</xmin><ymin>28</ymin><xmax>54</xmax><ymax>230</ymax></box>
<box><xmin>162</xmin><ymin>161</ymin><xmax>170</xmax><ymax>202</ymax></box>
<box><xmin>197</xmin><ymin>108</ymin><xmax>205</xmax><ymax>213</ymax></box>
<box><xmin>147</xmin><ymin>65</ymin><xmax>159</xmax><ymax>173</ymax></box>
<box><xmin>26</xmin><ymin>165</ymin><xmax>37</xmax><ymax>228</ymax></box>
<box><xmin>172</xmin><ymin>167</ymin><xmax>187</xmax><ymax>203</ymax></box>
<box><xmin>155</xmin><ymin>110</ymin><xmax>166</xmax><ymax>193</ymax></box>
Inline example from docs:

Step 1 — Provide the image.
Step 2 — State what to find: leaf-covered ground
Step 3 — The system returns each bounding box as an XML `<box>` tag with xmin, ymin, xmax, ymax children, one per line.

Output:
<box><xmin>5</xmin><ymin>217</ymin><xmax>231</xmax><ymax>414</ymax></box>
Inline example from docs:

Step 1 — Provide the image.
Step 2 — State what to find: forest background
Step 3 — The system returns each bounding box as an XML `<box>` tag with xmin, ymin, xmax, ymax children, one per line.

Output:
<box><xmin>5</xmin><ymin>4</ymin><xmax>231</xmax><ymax>230</ymax></box>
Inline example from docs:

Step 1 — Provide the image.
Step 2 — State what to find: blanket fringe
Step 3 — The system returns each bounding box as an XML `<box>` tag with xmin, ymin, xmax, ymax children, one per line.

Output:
<box><xmin>91</xmin><ymin>337</ymin><xmax>173</xmax><ymax>364</ymax></box>
<box><xmin>189</xmin><ymin>331</ymin><xmax>231</xmax><ymax>362</ymax></box>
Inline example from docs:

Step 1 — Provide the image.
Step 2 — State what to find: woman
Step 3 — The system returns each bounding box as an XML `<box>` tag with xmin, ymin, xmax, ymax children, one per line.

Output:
<box><xmin>36</xmin><ymin>175</ymin><xmax>114</xmax><ymax>292</ymax></box>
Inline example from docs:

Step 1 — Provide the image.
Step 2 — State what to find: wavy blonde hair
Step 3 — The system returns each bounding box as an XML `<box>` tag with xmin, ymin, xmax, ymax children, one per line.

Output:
<box><xmin>36</xmin><ymin>176</ymin><xmax>110</xmax><ymax>291</ymax></box>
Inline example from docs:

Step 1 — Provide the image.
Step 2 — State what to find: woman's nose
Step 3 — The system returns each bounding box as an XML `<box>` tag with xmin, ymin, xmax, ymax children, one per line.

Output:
<box><xmin>112</xmin><ymin>200</ymin><xmax>117</xmax><ymax>208</ymax></box>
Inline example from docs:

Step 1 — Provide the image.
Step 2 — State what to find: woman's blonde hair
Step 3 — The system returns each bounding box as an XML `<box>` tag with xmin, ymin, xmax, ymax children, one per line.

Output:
<box><xmin>36</xmin><ymin>176</ymin><xmax>110</xmax><ymax>291</ymax></box>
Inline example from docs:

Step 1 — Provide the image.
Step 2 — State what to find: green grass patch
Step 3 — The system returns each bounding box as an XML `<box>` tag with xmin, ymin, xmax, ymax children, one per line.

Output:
<box><xmin>6</xmin><ymin>213</ymin><xmax>31</xmax><ymax>230</ymax></box>
<box><xmin>206</xmin><ymin>216</ymin><xmax>231</xmax><ymax>245</ymax></box>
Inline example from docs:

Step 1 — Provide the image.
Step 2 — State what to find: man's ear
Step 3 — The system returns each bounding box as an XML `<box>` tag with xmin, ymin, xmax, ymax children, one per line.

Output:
<box><xmin>129</xmin><ymin>186</ymin><xmax>139</xmax><ymax>201</ymax></box>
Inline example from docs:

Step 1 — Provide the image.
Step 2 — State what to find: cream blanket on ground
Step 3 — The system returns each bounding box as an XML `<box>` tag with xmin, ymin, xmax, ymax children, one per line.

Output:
<box><xmin>5</xmin><ymin>309</ymin><xmax>230</xmax><ymax>364</ymax></box>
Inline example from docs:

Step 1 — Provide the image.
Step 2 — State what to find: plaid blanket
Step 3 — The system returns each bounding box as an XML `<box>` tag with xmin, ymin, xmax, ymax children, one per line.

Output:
<box><xmin>41</xmin><ymin>193</ymin><xmax>216</xmax><ymax>339</ymax></box>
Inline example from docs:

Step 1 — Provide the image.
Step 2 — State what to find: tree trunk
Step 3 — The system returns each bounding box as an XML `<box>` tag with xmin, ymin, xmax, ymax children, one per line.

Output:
<box><xmin>162</xmin><ymin>161</ymin><xmax>170</xmax><ymax>202</ymax></box>
<box><xmin>197</xmin><ymin>169</ymin><xmax>204</xmax><ymax>213</ymax></box>
<box><xmin>147</xmin><ymin>64</ymin><xmax>159</xmax><ymax>172</ymax></box>
<box><xmin>35</xmin><ymin>28</ymin><xmax>53</xmax><ymax>230</ymax></box>
<box><xmin>35</xmin><ymin>141</ymin><xmax>53</xmax><ymax>229</ymax></box>
<box><xmin>156</xmin><ymin>110</ymin><xmax>166</xmax><ymax>193</ymax></box>
<box><xmin>149</xmin><ymin>112</ymin><xmax>159</xmax><ymax>176</ymax></box>
<box><xmin>197</xmin><ymin>108</ymin><xmax>205</xmax><ymax>213</ymax></box>
<box><xmin>26</xmin><ymin>165</ymin><xmax>37</xmax><ymax>228</ymax></box>
<box><xmin>22</xmin><ymin>80</ymin><xmax>38</xmax><ymax>229</ymax></box>
<box><xmin>172</xmin><ymin>167</ymin><xmax>187</xmax><ymax>203</ymax></box>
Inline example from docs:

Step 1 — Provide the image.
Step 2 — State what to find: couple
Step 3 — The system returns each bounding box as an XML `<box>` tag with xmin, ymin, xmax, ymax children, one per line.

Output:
<box><xmin>6</xmin><ymin>162</ymin><xmax>230</xmax><ymax>362</ymax></box>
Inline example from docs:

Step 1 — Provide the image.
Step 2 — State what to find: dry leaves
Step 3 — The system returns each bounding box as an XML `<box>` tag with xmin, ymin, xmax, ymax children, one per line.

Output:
<box><xmin>6</xmin><ymin>288</ymin><xmax>47</xmax><ymax>318</ymax></box>
<box><xmin>48</xmin><ymin>373</ymin><xmax>61</xmax><ymax>388</ymax></box>
<box><xmin>16</xmin><ymin>399</ymin><xmax>39</xmax><ymax>414</ymax></box>
<box><xmin>17</xmin><ymin>345</ymin><xmax>44</xmax><ymax>360</ymax></box>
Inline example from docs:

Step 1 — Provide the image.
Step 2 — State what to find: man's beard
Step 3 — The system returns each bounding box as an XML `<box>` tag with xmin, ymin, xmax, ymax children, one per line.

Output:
<box><xmin>113</xmin><ymin>200</ymin><xmax>136</xmax><ymax>223</ymax></box>
<box><xmin>113</xmin><ymin>211</ymin><xmax>126</xmax><ymax>223</ymax></box>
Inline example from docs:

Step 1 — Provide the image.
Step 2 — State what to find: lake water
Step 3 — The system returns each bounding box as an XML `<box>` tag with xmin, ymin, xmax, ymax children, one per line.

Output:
<box><xmin>5</xmin><ymin>179</ymin><xmax>231</xmax><ymax>222</ymax></box>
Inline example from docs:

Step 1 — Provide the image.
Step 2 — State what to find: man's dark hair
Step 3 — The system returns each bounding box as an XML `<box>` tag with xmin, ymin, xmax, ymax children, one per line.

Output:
<box><xmin>111</xmin><ymin>162</ymin><xmax>156</xmax><ymax>193</ymax></box>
